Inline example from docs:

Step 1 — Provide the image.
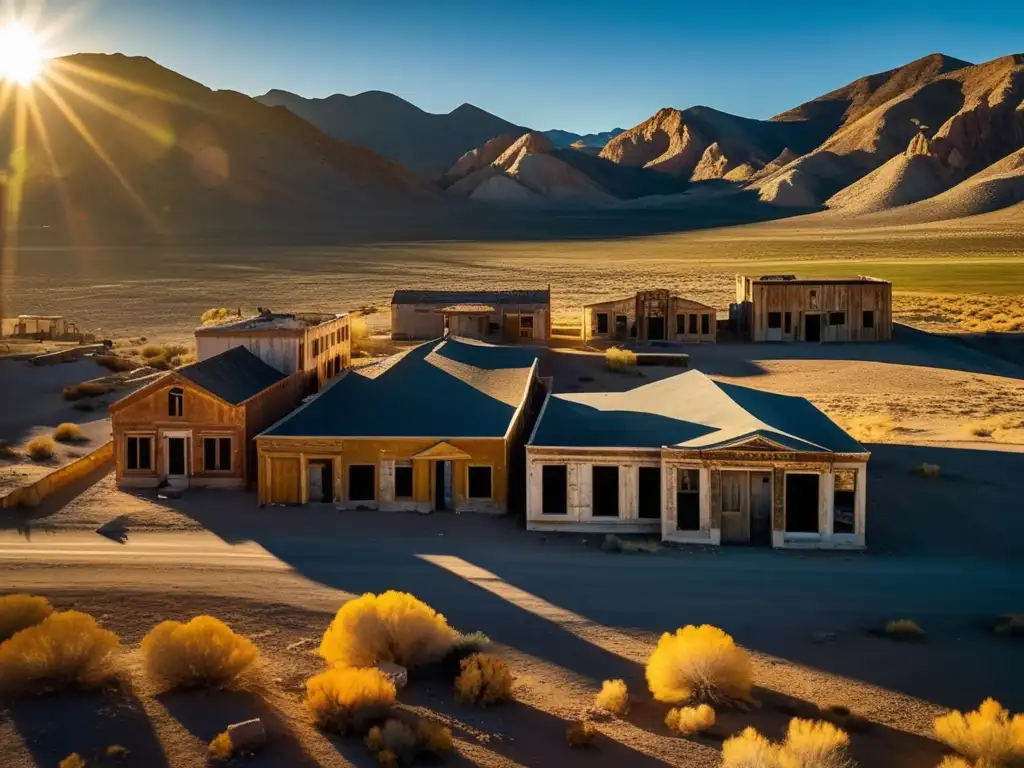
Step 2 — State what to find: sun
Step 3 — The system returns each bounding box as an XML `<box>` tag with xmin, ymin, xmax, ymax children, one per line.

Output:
<box><xmin>0</xmin><ymin>22</ymin><xmax>46</xmax><ymax>86</ymax></box>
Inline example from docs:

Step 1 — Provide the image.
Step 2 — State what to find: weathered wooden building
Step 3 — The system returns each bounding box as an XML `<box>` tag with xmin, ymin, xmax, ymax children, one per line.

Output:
<box><xmin>110</xmin><ymin>347</ymin><xmax>309</xmax><ymax>491</ymax></box>
<box><xmin>390</xmin><ymin>290</ymin><xmax>551</xmax><ymax>343</ymax></box>
<box><xmin>194</xmin><ymin>310</ymin><xmax>351</xmax><ymax>390</ymax></box>
<box><xmin>256</xmin><ymin>338</ymin><xmax>545</xmax><ymax>511</ymax></box>
<box><xmin>582</xmin><ymin>290</ymin><xmax>717</xmax><ymax>343</ymax></box>
<box><xmin>1</xmin><ymin>315</ymin><xmax>80</xmax><ymax>339</ymax></box>
<box><xmin>732</xmin><ymin>275</ymin><xmax>892</xmax><ymax>342</ymax></box>
<box><xmin>526</xmin><ymin>370</ymin><xmax>868</xmax><ymax>549</ymax></box>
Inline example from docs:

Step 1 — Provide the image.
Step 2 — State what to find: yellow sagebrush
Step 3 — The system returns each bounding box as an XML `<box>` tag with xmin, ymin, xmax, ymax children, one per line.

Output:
<box><xmin>305</xmin><ymin>666</ymin><xmax>396</xmax><ymax>734</ymax></box>
<box><xmin>645</xmin><ymin>624</ymin><xmax>752</xmax><ymax>704</ymax></box>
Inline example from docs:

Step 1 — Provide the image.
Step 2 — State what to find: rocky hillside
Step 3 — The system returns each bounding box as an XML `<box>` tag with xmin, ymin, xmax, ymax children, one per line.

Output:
<box><xmin>543</xmin><ymin>128</ymin><xmax>625</xmax><ymax>149</ymax></box>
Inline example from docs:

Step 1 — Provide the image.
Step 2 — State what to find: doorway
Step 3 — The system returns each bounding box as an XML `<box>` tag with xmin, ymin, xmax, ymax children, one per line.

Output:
<box><xmin>785</xmin><ymin>473</ymin><xmax>820</xmax><ymax>533</ymax></box>
<box><xmin>749</xmin><ymin>472</ymin><xmax>772</xmax><ymax>544</ymax></box>
<box><xmin>434</xmin><ymin>460</ymin><xmax>452</xmax><ymax>511</ymax></box>
<box><xmin>166</xmin><ymin>435</ymin><xmax>188</xmax><ymax>486</ymax></box>
<box><xmin>720</xmin><ymin>471</ymin><xmax>749</xmax><ymax>542</ymax></box>
<box><xmin>804</xmin><ymin>313</ymin><xmax>821</xmax><ymax>342</ymax></box>
<box><xmin>647</xmin><ymin>316</ymin><xmax>666</xmax><ymax>341</ymax></box>
<box><xmin>308</xmin><ymin>460</ymin><xmax>333</xmax><ymax>502</ymax></box>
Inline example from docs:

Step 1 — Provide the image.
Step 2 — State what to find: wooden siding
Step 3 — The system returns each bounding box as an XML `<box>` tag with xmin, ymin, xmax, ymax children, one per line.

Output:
<box><xmin>391</xmin><ymin>302</ymin><xmax>550</xmax><ymax>342</ymax></box>
<box><xmin>583</xmin><ymin>293</ymin><xmax>716</xmax><ymax>343</ymax></box>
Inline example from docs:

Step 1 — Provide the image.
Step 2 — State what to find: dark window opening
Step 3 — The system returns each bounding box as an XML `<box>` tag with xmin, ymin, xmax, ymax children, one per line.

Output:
<box><xmin>312</xmin><ymin>339</ymin><xmax>319</xmax><ymax>357</ymax></box>
<box><xmin>596</xmin><ymin>313</ymin><xmax>609</xmax><ymax>334</ymax></box>
<box><xmin>615</xmin><ymin>314</ymin><xmax>628</xmax><ymax>331</ymax></box>
<box><xmin>395</xmin><ymin>465</ymin><xmax>413</xmax><ymax>498</ymax></box>
<box><xmin>349</xmin><ymin>464</ymin><xmax>376</xmax><ymax>502</ymax></box>
<box><xmin>804</xmin><ymin>314</ymin><xmax>821</xmax><ymax>342</ymax></box>
<box><xmin>520</xmin><ymin>315</ymin><xmax>534</xmax><ymax>330</ymax></box>
<box><xmin>863</xmin><ymin>310</ymin><xmax>875</xmax><ymax>329</ymax></box>
<box><xmin>785</xmin><ymin>473</ymin><xmax>820</xmax><ymax>533</ymax></box>
<box><xmin>203</xmin><ymin>437</ymin><xmax>232</xmax><ymax>471</ymax></box>
<box><xmin>647</xmin><ymin>316</ymin><xmax>666</xmax><ymax>340</ymax></box>
<box><xmin>701</xmin><ymin>314</ymin><xmax>711</xmax><ymax>335</ymax></box>
<box><xmin>542</xmin><ymin>465</ymin><xmax>568</xmax><ymax>515</ymax></box>
<box><xmin>829</xmin><ymin>311</ymin><xmax>846</xmax><ymax>325</ymax></box>
<box><xmin>784</xmin><ymin>312</ymin><xmax>792</xmax><ymax>334</ymax></box>
<box><xmin>688</xmin><ymin>313</ymin><xmax>698</xmax><ymax>334</ymax></box>
<box><xmin>126</xmin><ymin>436</ymin><xmax>152</xmax><ymax>470</ymax></box>
<box><xmin>638</xmin><ymin>467</ymin><xmax>661</xmax><ymax>519</ymax></box>
<box><xmin>468</xmin><ymin>466</ymin><xmax>492</xmax><ymax>499</ymax></box>
<box><xmin>833</xmin><ymin>470</ymin><xmax>856</xmax><ymax>534</ymax></box>
<box><xmin>677</xmin><ymin>468</ymin><xmax>700</xmax><ymax>530</ymax></box>
<box><xmin>168</xmin><ymin>387</ymin><xmax>184</xmax><ymax>417</ymax></box>
<box><xmin>592</xmin><ymin>466</ymin><xmax>620</xmax><ymax>517</ymax></box>
<box><xmin>768</xmin><ymin>312</ymin><xmax>782</xmax><ymax>329</ymax></box>
<box><xmin>676</xmin><ymin>314</ymin><xmax>686</xmax><ymax>334</ymax></box>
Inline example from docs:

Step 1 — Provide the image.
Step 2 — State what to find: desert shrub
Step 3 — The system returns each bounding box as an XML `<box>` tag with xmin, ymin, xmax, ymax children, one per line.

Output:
<box><xmin>601</xmin><ymin>534</ymin><xmax>660</xmax><ymax>553</ymax></box>
<box><xmin>141</xmin><ymin>616</ymin><xmax>259</xmax><ymax>688</ymax></box>
<box><xmin>722</xmin><ymin>727</ymin><xmax>781</xmax><ymax>768</ymax></box>
<box><xmin>665</xmin><ymin>704</ymin><xmax>716</xmax><ymax>735</ymax></box>
<box><xmin>645</xmin><ymin>624</ymin><xmax>752</xmax><ymax>704</ymax></box>
<box><xmin>105</xmin><ymin>744</ymin><xmax>129</xmax><ymax>759</ymax></box>
<box><xmin>936</xmin><ymin>758</ymin><xmax>975</xmax><ymax>768</ymax></box>
<box><xmin>0</xmin><ymin>610</ymin><xmax>120</xmax><ymax>692</ymax></box>
<box><xmin>147</xmin><ymin>356</ymin><xmax>171</xmax><ymax>370</ymax></box>
<box><xmin>595</xmin><ymin>678</ymin><xmax>629</xmax><ymax>716</ymax></box>
<box><xmin>201</xmin><ymin>308</ymin><xmax>232</xmax><ymax>325</ymax></box>
<box><xmin>53</xmin><ymin>423</ymin><xmax>85</xmax><ymax>443</ymax></box>
<box><xmin>913</xmin><ymin>462</ymin><xmax>941</xmax><ymax>478</ymax></box>
<box><xmin>605</xmin><ymin>347</ymin><xmax>637</xmax><ymax>372</ymax></box>
<box><xmin>885</xmin><ymin>618</ymin><xmax>926</xmax><ymax>641</ymax></box>
<box><xmin>26</xmin><ymin>436</ymin><xmax>57</xmax><ymax>461</ymax></box>
<box><xmin>305</xmin><ymin>666</ymin><xmax>396</xmax><ymax>734</ymax></box>
<box><xmin>837</xmin><ymin>414</ymin><xmax>895</xmax><ymax>443</ymax></box>
<box><xmin>351</xmin><ymin>316</ymin><xmax>370</xmax><ymax>340</ymax></box>
<box><xmin>934</xmin><ymin>698</ymin><xmax>1024</xmax><ymax>764</ymax></box>
<box><xmin>780</xmin><ymin>718</ymin><xmax>852</xmax><ymax>768</ymax></box>
<box><xmin>63</xmin><ymin>381</ymin><xmax>115</xmax><ymax>401</ymax></box>
<box><xmin>59</xmin><ymin>755</ymin><xmax>85</xmax><ymax>768</ymax></box>
<box><xmin>455</xmin><ymin>652</ymin><xmax>513</xmax><ymax>705</ymax></box>
<box><xmin>163</xmin><ymin>343</ymin><xmax>189</xmax><ymax>358</ymax></box>
<box><xmin>566</xmin><ymin>721</ymin><xmax>597</xmax><ymax>748</ymax></box>
<box><xmin>0</xmin><ymin>440</ymin><xmax>18</xmax><ymax>460</ymax></box>
<box><xmin>366</xmin><ymin>720</ymin><xmax>417</xmax><ymax>765</ymax></box>
<box><xmin>318</xmin><ymin>591</ymin><xmax>459</xmax><ymax>669</ymax></box>
<box><xmin>0</xmin><ymin>594</ymin><xmax>54</xmax><ymax>642</ymax></box>
<box><xmin>95</xmin><ymin>355</ymin><xmax>137</xmax><ymax>373</ymax></box>
<box><xmin>208</xmin><ymin>731</ymin><xmax>233</xmax><ymax>761</ymax></box>
<box><xmin>415</xmin><ymin>718</ymin><xmax>453</xmax><ymax>755</ymax></box>
<box><xmin>141</xmin><ymin>345</ymin><xmax>163</xmax><ymax>359</ymax></box>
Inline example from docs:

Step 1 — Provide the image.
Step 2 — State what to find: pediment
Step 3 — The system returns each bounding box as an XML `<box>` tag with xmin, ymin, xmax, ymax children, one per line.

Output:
<box><xmin>412</xmin><ymin>441</ymin><xmax>472</xmax><ymax>461</ymax></box>
<box><xmin>704</xmin><ymin>434</ymin><xmax>791</xmax><ymax>452</ymax></box>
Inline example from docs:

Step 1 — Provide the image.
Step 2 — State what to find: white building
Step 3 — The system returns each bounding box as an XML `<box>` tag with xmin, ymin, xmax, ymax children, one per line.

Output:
<box><xmin>390</xmin><ymin>289</ymin><xmax>550</xmax><ymax>343</ymax></box>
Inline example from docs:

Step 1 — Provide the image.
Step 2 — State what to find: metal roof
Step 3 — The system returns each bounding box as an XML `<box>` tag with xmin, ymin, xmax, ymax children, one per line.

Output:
<box><xmin>391</xmin><ymin>289</ymin><xmax>550</xmax><ymax>306</ymax></box>
<box><xmin>176</xmin><ymin>346</ymin><xmax>287</xmax><ymax>405</ymax></box>
<box><xmin>529</xmin><ymin>369</ymin><xmax>865</xmax><ymax>454</ymax></box>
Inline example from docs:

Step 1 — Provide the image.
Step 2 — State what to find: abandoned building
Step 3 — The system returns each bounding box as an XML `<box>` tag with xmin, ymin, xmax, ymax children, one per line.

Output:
<box><xmin>1</xmin><ymin>315</ymin><xmax>81</xmax><ymax>340</ymax></box>
<box><xmin>582</xmin><ymin>290</ymin><xmax>717</xmax><ymax>344</ymax></box>
<box><xmin>256</xmin><ymin>338</ymin><xmax>544</xmax><ymax>511</ymax></box>
<box><xmin>194</xmin><ymin>310</ymin><xmax>351</xmax><ymax>390</ymax></box>
<box><xmin>732</xmin><ymin>274</ymin><xmax>892</xmax><ymax>342</ymax></box>
<box><xmin>390</xmin><ymin>289</ymin><xmax>551</xmax><ymax>343</ymax></box>
<box><xmin>526</xmin><ymin>370</ymin><xmax>868</xmax><ymax>549</ymax></box>
<box><xmin>110</xmin><ymin>346</ymin><xmax>309</xmax><ymax>491</ymax></box>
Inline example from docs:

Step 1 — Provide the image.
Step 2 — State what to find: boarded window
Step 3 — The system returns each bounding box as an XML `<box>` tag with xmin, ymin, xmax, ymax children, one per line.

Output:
<box><xmin>829</xmin><ymin>311</ymin><xmax>846</xmax><ymax>325</ymax></box>
<box><xmin>688</xmin><ymin>313</ymin><xmax>698</xmax><ymax>334</ymax></box>
<box><xmin>203</xmin><ymin>437</ymin><xmax>232</xmax><ymax>471</ymax></box>
<box><xmin>701</xmin><ymin>314</ymin><xmax>711</xmax><ymax>335</ymax></box>
<box><xmin>468</xmin><ymin>466</ymin><xmax>492</xmax><ymax>499</ymax></box>
<box><xmin>126</xmin><ymin>436</ymin><xmax>152</xmax><ymax>470</ymax></box>
<box><xmin>785</xmin><ymin>473</ymin><xmax>819</xmax><ymax>533</ymax></box>
<box><xmin>863</xmin><ymin>310</ymin><xmax>875</xmax><ymax>329</ymax></box>
<box><xmin>541</xmin><ymin>465</ymin><xmax>567</xmax><ymax>515</ymax></box>
<box><xmin>638</xmin><ymin>466</ymin><xmax>661</xmax><ymax>519</ymax></box>
<box><xmin>768</xmin><ymin>312</ymin><xmax>782</xmax><ymax>329</ymax></box>
<box><xmin>168</xmin><ymin>387</ymin><xmax>184</xmax><ymax>417</ymax></box>
<box><xmin>784</xmin><ymin>312</ymin><xmax>792</xmax><ymax>333</ymax></box>
<box><xmin>348</xmin><ymin>465</ymin><xmax>375</xmax><ymax>501</ymax></box>
<box><xmin>592</xmin><ymin>466</ymin><xmax>619</xmax><ymax>517</ymax></box>
<box><xmin>394</xmin><ymin>465</ymin><xmax>413</xmax><ymax>498</ymax></box>
<box><xmin>833</xmin><ymin>469</ymin><xmax>856</xmax><ymax>534</ymax></box>
<box><xmin>596</xmin><ymin>313</ymin><xmax>609</xmax><ymax>334</ymax></box>
<box><xmin>677</xmin><ymin>468</ymin><xmax>700</xmax><ymax>530</ymax></box>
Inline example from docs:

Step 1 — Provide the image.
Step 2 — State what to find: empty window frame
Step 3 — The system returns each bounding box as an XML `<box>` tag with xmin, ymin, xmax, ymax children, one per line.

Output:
<box><xmin>638</xmin><ymin>466</ymin><xmax>661</xmax><ymax>519</ymax></box>
<box><xmin>688</xmin><ymin>313</ymin><xmax>698</xmax><ymax>334</ymax></box>
<box><xmin>785</xmin><ymin>473</ymin><xmax>820</xmax><ymax>533</ymax></box>
<box><xmin>203</xmin><ymin>437</ymin><xmax>232</xmax><ymax>472</ymax></box>
<box><xmin>591</xmin><ymin>466</ymin><xmax>620</xmax><ymax>517</ymax></box>
<box><xmin>829</xmin><ymin>311</ymin><xmax>846</xmax><ymax>326</ymax></box>
<box><xmin>394</xmin><ymin>464</ymin><xmax>413</xmax><ymax>498</ymax></box>
<box><xmin>676</xmin><ymin>468</ymin><xmax>700</xmax><ymax>530</ymax></box>
<box><xmin>784</xmin><ymin>312</ymin><xmax>792</xmax><ymax>334</ymax></box>
<box><xmin>701</xmin><ymin>313</ymin><xmax>711</xmax><ymax>335</ymax></box>
<box><xmin>863</xmin><ymin>310</ymin><xmax>875</xmax><ymax>329</ymax></box>
<box><xmin>168</xmin><ymin>387</ymin><xmax>184</xmax><ymax>417</ymax></box>
<box><xmin>468</xmin><ymin>466</ymin><xmax>493</xmax><ymax>499</ymax></box>
<box><xmin>833</xmin><ymin>469</ymin><xmax>856</xmax><ymax>534</ymax></box>
<box><xmin>768</xmin><ymin>312</ymin><xmax>782</xmax><ymax>329</ymax></box>
<box><xmin>676</xmin><ymin>314</ymin><xmax>686</xmax><ymax>334</ymax></box>
<box><xmin>615</xmin><ymin>314</ymin><xmax>628</xmax><ymax>331</ymax></box>
<box><xmin>541</xmin><ymin>465</ymin><xmax>568</xmax><ymax>515</ymax></box>
<box><xmin>125</xmin><ymin>436</ymin><xmax>153</xmax><ymax>471</ymax></box>
<box><xmin>348</xmin><ymin>464</ymin><xmax>376</xmax><ymax>501</ymax></box>
<box><xmin>596</xmin><ymin>313</ymin><xmax>609</xmax><ymax>334</ymax></box>
<box><xmin>311</xmin><ymin>338</ymin><xmax>320</xmax><ymax>357</ymax></box>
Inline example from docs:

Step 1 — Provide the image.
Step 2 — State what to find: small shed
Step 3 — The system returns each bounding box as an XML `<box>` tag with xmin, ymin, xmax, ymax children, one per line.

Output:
<box><xmin>582</xmin><ymin>290</ymin><xmax>716</xmax><ymax>344</ymax></box>
<box><xmin>391</xmin><ymin>289</ymin><xmax>551</xmax><ymax>343</ymax></box>
<box><xmin>732</xmin><ymin>275</ymin><xmax>892</xmax><ymax>342</ymax></box>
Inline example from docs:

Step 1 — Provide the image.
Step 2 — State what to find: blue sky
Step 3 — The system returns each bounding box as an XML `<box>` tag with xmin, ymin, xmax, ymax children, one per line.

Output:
<box><xmin>37</xmin><ymin>0</ymin><xmax>1024</xmax><ymax>133</ymax></box>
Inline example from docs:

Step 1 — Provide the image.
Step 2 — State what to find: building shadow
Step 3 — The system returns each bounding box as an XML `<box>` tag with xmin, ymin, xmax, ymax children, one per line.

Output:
<box><xmin>0</xmin><ymin>463</ymin><xmax>113</xmax><ymax>536</ymax></box>
<box><xmin>7</xmin><ymin>688</ymin><xmax>170</xmax><ymax>767</ymax></box>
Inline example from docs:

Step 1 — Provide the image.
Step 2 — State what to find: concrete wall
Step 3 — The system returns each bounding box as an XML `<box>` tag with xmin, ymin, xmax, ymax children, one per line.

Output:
<box><xmin>197</xmin><ymin>334</ymin><xmax>301</xmax><ymax>375</ymax></box>
<box><xmin>1</xmin><ymin>441</ymin><xmax>114</xmax><ymax>509</ymax></box>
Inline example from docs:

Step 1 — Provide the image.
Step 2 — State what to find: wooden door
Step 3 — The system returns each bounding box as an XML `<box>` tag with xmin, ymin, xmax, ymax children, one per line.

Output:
<box><xmin>720</xmin><ymin>471</ymin><xmax>750</xmax><ymax>542</ymax></box>
<box><xmin>749</xmin><ymin>472</ymin><xmax>772</xmax><ymax>544</ymax></box>
<box><xmin>269</xmin><ymin>457</ymin><xmax>301</xmax><ymax>504</ymax></box>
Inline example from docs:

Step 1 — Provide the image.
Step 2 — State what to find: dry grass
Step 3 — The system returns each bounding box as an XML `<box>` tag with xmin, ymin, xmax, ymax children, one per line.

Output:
<box><xmin>53</xmin><ymin>423</ymin><xmax>85</xmax><ymax>443</ymax></box>
<box><xmin>0</xmin><ymin>610</ymin><xmax>120</xmax><ymax>693</ymax></box>
<box><xmin>896</xmin><ymin>293</ymin><xmax>1024</xmax><ymax>334</ymax></box>
<box><xmin>566</xmin><ymin>721</ymin><xmax>598</xmax><ymax>748</ymax></box>
<box><xmin>722</xmin><ymin>720</ymin><xmax>852</xmax><ymax>768</ymax></box>
<box><xmin>63</xmin><ymin>381</ymin><xmax>116</xmax><ymax>401</ymax></box>
<box><xmin>995</xmin><ymin>614</ymin><xmax>1024</xmax><ymax>637</ymax></box>
<box><xmin>415</xmin><ymin>718</ymin><xmax>453</xmax><ymax>755</ymax></box>
<box><xmin>455</xmin><ymin>652</ymin><xmax>514</xmax><ymax>705</ymax></box>
<box><xmin>595</xmin><ymin>678</ymin><xmax>629</xmax><ymax>716</ymax></box>
<box><xmin>0</xmin><ymin>440</ymin><xmax>18</xmax><ymax>460</ymax></box>
<box><xmin>351</xmin><ymin>316</ymin><xmax>370</xmax><ymax>340</ymax></box>
<box><xmin>26</xmin><ymin>436</ymin><xmax>57</xmax><ymax>461</ymax></box>
<box><xmin>605</xmin><ymin>347</ymin><xmax>637</xmax><ymax>372</ymax></box>
<box><xmin>305</xmin><ymin>666</ymin><xmax>396</xmax><ymax>734</ymax></box>
<box><xmin>884</xmin><ymin>618</ymin><xmax>927</xmax><ymax>641</ymax></box>
<box><xmin>141</xmin><ymin>615</ymin><xmax>259</xmax><ymax>688</ymax></box>
<box><xmin>665</xmin><ymin>704</ymin><xmax>716</xmax><ymax>736</ymax></box>
<box><xmin>318</xmin><ymin>591</ymin><xmax>459</xmax><ymax>669</ymax></box>
<box><xmin>645</xmin><ymin>624</ymin><xmax>752</xmax><ymax>704</ymax></box>
<box><xmin>934</xmin><ymin>698</ymin><xmax>1024</xmax><ymax>764</ymax></box>
<box><xmin>913</xmin><ymin>462</ymin><xmax>941</xmax><ymax>478</ymax></box>
<box><xmin>835</xmin><ymin>414</ymin><xmax>896</xmax><ymax>443</ymax></box>
<box><xmin>208</xmin><ymin>731</ymin><xmax>233</xmax><ymax>761</ymax></box>
<box><xmin>601</xmin><ymin>534</ymin><xmax>661</xmax><ymax>553</ymax></box>
<box><xmin>141</xmin><ymin>344</ymin><xmax>163</xmax><ymax>359</ymax></box>
<box><xmin>95</xmin><ymin>354</ymin><xmax>138</xmax><ymax>373</ymax></box>
<box><xmin>963</xmin><ymin>416</ymin><xmax>1024</xmax><ymax>443</ymax></box>
<box><xmin>366</xmin><ymin>720</ymin><xmax>417</xmax><ymax>765</ymax></box>
<box><xmin>58</xmin><ymin>754</ymin><xmax>85</xmax><ymax>768</ymax></box>
<box><xmin>722</xmin><ymin>727</ymin><xmax>782</xmax><ymax>767</ymax></box>
<box><xmin>936</xmin><ymin>758</ymin><xmax>975</xmax><ymax>768</ymax></box>
<box><xmin>201</xmin><ymin>308</ymin><xmax>233</xmax><ymax>325</ymax></box>
<box><xmin>0</xmin><ymin>594</ymin><xmax>54</xmax><ymax>642</ymax></box>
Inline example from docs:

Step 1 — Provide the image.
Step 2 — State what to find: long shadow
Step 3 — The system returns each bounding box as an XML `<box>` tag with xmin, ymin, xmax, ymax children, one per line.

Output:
<box><xmin>7</xmin><ymin>688</ymin><xmax>170</xmax><ymax>767</ymax></box>
<box><xmin>0</xmin><ymin>463</ymin><xmax>113</xmax><ymax>536</ymax></box>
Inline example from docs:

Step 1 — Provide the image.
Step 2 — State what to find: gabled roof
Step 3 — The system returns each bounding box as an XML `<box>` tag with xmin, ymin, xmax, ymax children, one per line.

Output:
<box><xmin>583</xmin><ymin>294</ymin><xmax>716</xmax><ymax>310</ymax></box>
<box><xmin>391</xmin><ymin>289</ymin><xmax>550</xmax><ymax>306</ymax></box>
<box><xmin>261</xmin><ymin>338</ymin><xmax>538</xmax><ymax>439</ymax></box>
<box><xmin>176</xmin><ymin>346</ymin><xmax>288</xmax><ymax>405</ymax></box>
<box><xmin>529</xmin><ymin>370</ymin><xmax>865</xmax><ymax>454</ymax></box>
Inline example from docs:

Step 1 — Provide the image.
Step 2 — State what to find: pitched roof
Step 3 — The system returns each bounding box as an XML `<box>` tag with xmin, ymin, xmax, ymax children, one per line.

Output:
<box><xmin>529</xmin><ymin>370</ymin><xmax>865</xmax><ymax>454</ymax></box>
<box><xmin>262</xmin><ymin>338</ymin><xmax>537</xmax><ymax>439</ymax></box>
<box><xmin>391</xmin><ymin>289</ymin><xmax>550</xmax><ymax>306</ymax></box>
<box><xmin>176</xmin><ymin>346</ymin><xmax>287</xmax><ymax>405</ymax></box>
